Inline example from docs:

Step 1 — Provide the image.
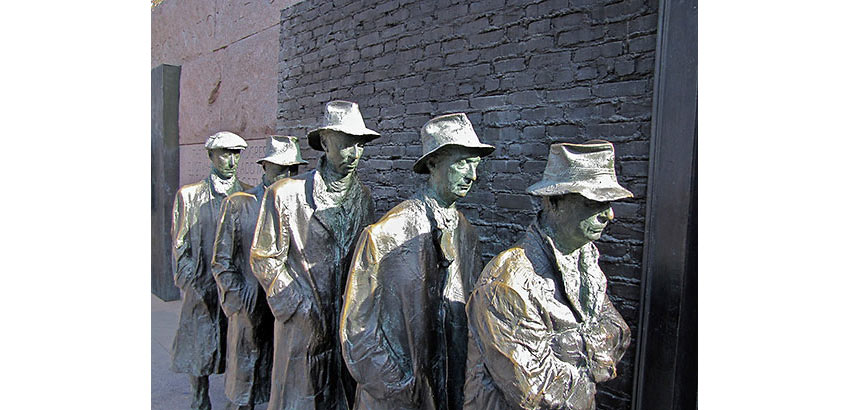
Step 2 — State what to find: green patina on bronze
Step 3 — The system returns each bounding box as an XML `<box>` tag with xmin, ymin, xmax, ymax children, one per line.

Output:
<box><xmin>464</xmin><ymin>141</ymin><xmax>633</xmax><ymax>410</ymax></box>
<box><xmin>340</xmin><ymin>113</ymin><xmax>494</xmax><ymax>410</ymax></box>
<box><xmin>210</xmin><ymin>135</ymin><xmax>306</xmax><ymax>409</ymax></box>
<box><xmin>171</xmin><ymin>131</ymin><xmax>250</xmax><ymax>410</ymax></box>
<box><xmin>249</xmin><ymin>101</ymin><xmax>378</xmax><ymax>410</ymax></box>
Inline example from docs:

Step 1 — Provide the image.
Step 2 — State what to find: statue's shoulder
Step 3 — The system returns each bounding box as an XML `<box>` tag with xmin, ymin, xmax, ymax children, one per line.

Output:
<box><xmin>477</xmin><ymin>245</ymin><xmax>535</xmax><ymax>291</ymax></box>
<box><xmin>176</xmin><ymin>180</ymin><xmax>208</xmax><ymax>199</ymax></box>
<box><xmin>369</xmin><ymin>198</ymin><xmax>430</xmax><ymax>238</ymax></box>
<box><xmin>267</xmin><ymin>172</ymin><xmax>310</xmax><ymax>200</ymax></box>
<box><xmin>237</xmin><ymin>179</ymin><xmax>254</xmax><ymax>191</ymax></box>
<box><xmin>224</xmin><ymin>191</ymin><xmax>258</xmax><ymax>207</ymax></box>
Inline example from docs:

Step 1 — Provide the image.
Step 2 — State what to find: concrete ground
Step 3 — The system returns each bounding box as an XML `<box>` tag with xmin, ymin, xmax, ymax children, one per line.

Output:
<box><xmin>152</xmin><ymin>294</ymin><xmax>269</xmax><ymax>410</ymax></box>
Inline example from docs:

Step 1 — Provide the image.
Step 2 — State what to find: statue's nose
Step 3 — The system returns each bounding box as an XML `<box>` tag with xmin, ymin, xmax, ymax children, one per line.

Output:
<box><xmin>598</xmin><ymin>207</ymin><xmax>614</xmax><ymax>222</ymax></box>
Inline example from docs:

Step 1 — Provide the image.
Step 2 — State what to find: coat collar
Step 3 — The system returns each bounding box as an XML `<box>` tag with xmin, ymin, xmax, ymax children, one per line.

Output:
<box><xmin>306</xmin><ymin>160</ymin><xmax>369</xmax><ymax>246</ymax></box>
<box><xmin>526</xmin><ymin>221</ymin><xmax>602</xmax><ymax>323</ymax></box>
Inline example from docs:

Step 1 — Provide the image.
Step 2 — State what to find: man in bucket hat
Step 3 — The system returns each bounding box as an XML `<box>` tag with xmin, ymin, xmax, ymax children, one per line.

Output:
<box><xmin>250</xmin><ymin>101</ymin><xmax>378</xmax><ymax>410</ymax></box>
<box><xmin>211</xmin><ymin>136</ymin><xmax>307</xmax><ymax>410</ymax></box>
<box><xmin>171</xmin><ymin>131</ymin><xmax>251</xmax><ymax>410</ymax></box>
<box><xmin>340</xmin><ymin>113</ymin><xmax>494</xmax><ymax>410</ymax></box>
<box><xmin>463</xmin><ymin>141</ymin><xmax>632</xmax><ymax>410</ymax></box>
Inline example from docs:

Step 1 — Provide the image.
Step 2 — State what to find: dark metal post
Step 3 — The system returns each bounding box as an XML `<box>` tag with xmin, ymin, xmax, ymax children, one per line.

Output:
<box><xmin>631</xmin><ymin>0</ymin><xmax>697</xmax><ymax>408</ymax></box>
<box><xmin>152</xmin><ymin>64</ymin><xmax>182</xmax><ymax>301</ymax></box>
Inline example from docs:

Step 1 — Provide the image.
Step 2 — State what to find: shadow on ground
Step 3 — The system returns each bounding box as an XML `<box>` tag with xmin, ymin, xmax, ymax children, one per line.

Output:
<box><xmin>152</xmin><ymin>294</ymin><xmax>269</xmax><ymax>410</ymax></box>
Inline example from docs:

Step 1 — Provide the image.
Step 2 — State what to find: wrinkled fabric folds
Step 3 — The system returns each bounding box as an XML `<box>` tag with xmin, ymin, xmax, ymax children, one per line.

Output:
<box><xmin>463</xmin><ymin>222</ymin><xmax>630</xmax><ymax>410</ymax></box>
<box><xmin>340</xmin><ymin>191</ymin><xmax>483</xmax><ymax>410</ymax></box>
<box><xmin>211</xmin><ymin>183</ymin><xmax>274</xmax><ymax>406</ymax></box>
<box><xmin>250</xmin><ymin>166</ymin><xmax>374</xmax><ymax>410</ymax></box>
<box><xmin>171</xmin><ymin>176</ymin><xmax>250</xmax><ymax>376</ymax></box>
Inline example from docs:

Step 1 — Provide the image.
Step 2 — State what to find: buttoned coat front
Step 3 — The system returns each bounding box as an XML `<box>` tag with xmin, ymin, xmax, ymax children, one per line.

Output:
<box><xmin>211</xmin><ymin>183</ymin><xmax>274</xmax><ymax>406</ymax></box>
<box><xmin>340</xmin><ymin>193</ymin><xmax>483</xmax><ymax>410</ymax></box>
<box><xmin>171</xmin><ymin>176</ymin><xmax>250</xmax><ymax>376</ymax></box>
<box><xmin>250</xmin><ymin>168</ymin><xmax>375</xmax><ymax>410</ymax></box>
<box><xmin>463</xmin><ymin>223</ymin><xmax>630</xmax><ymax>410</ymax></box>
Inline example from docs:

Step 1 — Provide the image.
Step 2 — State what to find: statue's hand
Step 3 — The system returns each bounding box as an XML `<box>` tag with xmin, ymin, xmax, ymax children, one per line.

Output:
<box><xmin>551</xmin><ymin>331</ymin><xmax>586</xmax><ymax>367</ymax></box>
<box><xmin>590</xmin><ymin>352</ymin><xmax>616</xmax><ymax>382</ymax></box>
<box><xmin>240</xmin><ymin>283</ymin><xmax>258</xmax><ymax>314</ymax></box>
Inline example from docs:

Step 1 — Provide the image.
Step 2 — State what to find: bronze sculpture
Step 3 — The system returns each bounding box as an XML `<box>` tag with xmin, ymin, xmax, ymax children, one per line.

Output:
<box><xmin>211</xmin><ymin>136</ymin><xmax>307</xmax><ymax>410</ymax></box>
<box><xmin>171</xmin><ymin>131</ymin><xmax>251</xmax><ymax>410</ymax></box>
<box><xmin>250</xmin><ymin>101</ymin><xmax>379</xmax><ymax>410</ymax></box>
<box><xmin>463</xmin><ymin>141</ymin><xmax>632</xmax><ymax>410</ymax></box>
<box><xmin>340</xmin><ymin>113</ymin><xmax>494</xmax><ymax>410</ymax></box>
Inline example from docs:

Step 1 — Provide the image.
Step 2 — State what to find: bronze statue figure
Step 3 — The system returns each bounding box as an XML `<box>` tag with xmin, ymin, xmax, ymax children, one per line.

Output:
<box><xmin>250</xmin><ymin>101</ymin><xmax>379</xmax><ymax>410</ymax></box>
<box><xmin>211</xmin><ymin>136</ymin><xmax>307</xmax><ymax>410</ymax></box>
<box><xmin>171</xmin><ymin>131</ymin><xmax>251</xmax><ymax>410</ymax></box>
<box><xmin>463</xmin><ymin>141</ymin><xmax>632</xmax><ymax>410</ymax></box>
<box><xmin>340</xmin><ymin>113</ymin><xmax>494</xmax><ymax>410</ymax></box>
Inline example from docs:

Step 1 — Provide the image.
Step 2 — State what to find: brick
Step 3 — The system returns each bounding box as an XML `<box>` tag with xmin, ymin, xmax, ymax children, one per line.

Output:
<box><xmin>628</xmin><ymin>34</ymin><xmax>656</xmax><ymax>53</ymax></box>
<box><xmin>574</xmin><ymin>46</ymin><xmax>601</xmax><ymax>62</ymax></box>
<box><xmin>577</xmin><ymin>66</ymin><xmax>598</xmax><ymax>80</ymax></box>
<box><xmin>592</xmin><ymin>80</ymin><xmax>646</xmax><ymax>97</ymax></box>
<box><xmin>469</xmin><ymin>29</ymin><xmax>505</xmax><ymax>47</ymax></box>
<box><xmin>446</xmin><ymin>50</ymin><xmax>480</xmax><ymax>65</ymax></box>
<box><xmin>547</xmin><ymin>124</ymin><xmax>580</xmax><ymax>138</ymax></box>
<box><xmin>437</xmin><ymin>99</ymin><xmax>470</xmax><ymax>113</ymax></box>
<box><xmin>470</xmin><ymin>95</ymin><xmax>507</xmax><ymax>109</ymax></box>
<box><xmin>556</xmin><ymin>27</ymin><xmax>605</xmax><ymax>46</ymax></box>
<box><xmin>494</xmin><ymin>57</ymin><xmax>527</xmax><ymax>73</ymax></box>
<box><xmin>497</xmin><ymin>193</ymin><xmax>534</xmax><ymax>210</ymax></box>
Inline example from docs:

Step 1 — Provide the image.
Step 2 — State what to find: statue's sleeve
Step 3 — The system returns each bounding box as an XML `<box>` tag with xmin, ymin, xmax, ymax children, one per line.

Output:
<box><xmin>340</xmin><ymin>227</ymin><xmax>415</xmax><ymax>404</ymax></box>
<box><xmin>468</xmin><ymin>279</ymin><xmax>579</xmax><ymax>409</ymax></box>
<box><xmin>171</xmin><ymin>190</ymin><xmax>195</xmax><ymax>291</ymax></box>
<box><xmin>211</xmin><ymin>195</ymin><xmax>245</xmax><ymax>318</ymax></box>
<box><xmin>249</xmin><ymin>187</ymin><xmax>301</xmax><ymax>321</ymax></box>
<box><xmin>585</xmin><ymin>295</ymin><xmax>631</xmax><ymax>382</ymax></box>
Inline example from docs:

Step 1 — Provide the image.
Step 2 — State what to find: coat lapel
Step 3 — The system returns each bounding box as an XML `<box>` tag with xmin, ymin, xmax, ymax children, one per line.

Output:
<box><xmin>306</xmin><ymin>169</ymin><xmax>336</xmax><ymax>241</ymax></box>
<box><xmin>531</xmin><ymin>224</ymin><xmax>588</xmax><ymax>323</ymax></box>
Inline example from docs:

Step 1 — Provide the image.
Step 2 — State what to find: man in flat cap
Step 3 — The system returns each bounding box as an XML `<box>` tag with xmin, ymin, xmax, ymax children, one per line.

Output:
<box><xmin>171</xmin><ymin>131</ymin><xmax>251</xmax><ymax>410</ymax></box>
<box><xmin>340</xmin><ymin>113</ymin><xmax>494</xmax><ymax>410</ymax></box>
<box><xmin>250</xmin><ymin>101</ymin><xmax>379</xmax><ymax>410</ymax></box>
<box><xmin>212</xmin><ymin>136</ymin><xmax>307</xmax><ymax>410</ymax></box>
<box><xmin>463</xmin><ymin>141</ymin><xmax>632</xmax><ymax>410</ymax></box>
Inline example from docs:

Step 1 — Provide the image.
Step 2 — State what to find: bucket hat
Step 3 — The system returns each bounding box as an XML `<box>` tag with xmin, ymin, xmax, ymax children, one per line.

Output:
<box><xmin>527</xmin><ymin>141</ymin><xmax>633</xmax><ymax>201</ymax></box>
<box><xmin>412</xmin><ymin>113</ymin><xmax>495</xmax><ymax>174</ymax></box>
<box><xmin>306</xmin><ymin>101</ymin><xmax>380</xmax><ymax>151</ymax></box>
<box><xmin>204</xmin><ymin>131</ymin><xmax>247</xmax><ymax>150</ymax></box>
<box><xmin>256</xmin><ymin>135</ymin><xmax>308</xmax><ymax>166</ymax></box>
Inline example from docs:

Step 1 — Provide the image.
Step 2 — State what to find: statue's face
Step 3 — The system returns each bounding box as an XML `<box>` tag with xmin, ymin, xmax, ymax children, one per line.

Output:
<box><xmin>262</xmin><ymin>161</ymin><xmax>291</xmax><ymax>183</ymax></box>
<box><xmin>549</xmin><ymin>194</ymin><xmax>614</xmax><ymax>244</ymax></box>
<box><xmin>428</xmin><ymin>149</ymin><xmax>482</xmax><ymax>203</ymax></box>
<box><xmin>209</xmin><ymin>148</ymin><xmax>241</xmax><ymax>178</ymax></box>
<box><xmin>321</xmin><ymin>130</ymin><xmax>365</xmax><ymax>176</ymax></box>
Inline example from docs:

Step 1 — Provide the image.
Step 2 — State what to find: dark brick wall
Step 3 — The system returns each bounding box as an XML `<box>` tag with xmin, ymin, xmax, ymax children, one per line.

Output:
<box><xmin>277</xmin><ymin>0</ymin><xmax>657</xmax><ymax>408</ymax></box>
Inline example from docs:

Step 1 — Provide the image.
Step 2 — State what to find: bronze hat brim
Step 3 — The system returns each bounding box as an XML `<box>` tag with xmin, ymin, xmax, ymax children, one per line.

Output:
<box><xmin>412</xmin><ymin>143</ymin><xmax>495</xmax><ymax>174</ymax></box>
<box><xmin>256</xmin><ymin>155</ymin><xmax>308</xmax><ymax>166</ymax></box>
<box><xmin>526</xmin><ymin>180</ymin><xmax>633</xmax><ymax>202</ymax></box>
<box><xmin>306</xmin><ymin>126</ymin><xmax>381</xmax><ymax>151</ymax></box>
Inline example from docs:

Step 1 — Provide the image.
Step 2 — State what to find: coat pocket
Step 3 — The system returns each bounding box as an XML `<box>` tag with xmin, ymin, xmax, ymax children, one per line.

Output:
<box><xmin>266</xmin><ymin>281</ymin><xmax>305</xmax><ymax>323</ymax></box>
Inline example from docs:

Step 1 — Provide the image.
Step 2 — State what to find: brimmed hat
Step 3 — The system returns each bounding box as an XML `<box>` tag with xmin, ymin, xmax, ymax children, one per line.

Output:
<box><xmin>306</xmin><ymin>101</ymin><xmax>380</xmax><ymax>151</ymax></box>
<box><xmin>527</xmin><ymin>141</ymin><xmax>633</xmax><ymax>201</ymax></box>
<box><xmin>204</xmin><ymin>131</ymin><xmax>247</xmax><ymax>150</ymax></box>
<box><xmin>412</xmin><ymin>113</ymin><xmax>495</xmax><ymax>174</ymax></box>
<box><xmin>256</xmin><ymin>135</ymin><xmax>308</xmax><ymax>166</ymax></box>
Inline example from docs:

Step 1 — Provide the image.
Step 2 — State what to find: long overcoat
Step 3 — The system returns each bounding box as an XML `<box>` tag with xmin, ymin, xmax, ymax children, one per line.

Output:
<box><xmin>211</xmin><ymin>183</ymin><xmax>274</xmax><ymax>406</ymax></box>
<box><xmin>463</xmin><ymin>222</ymin><xmax>630</xmax><ymax>410</ymax></box>
<box><xmin>340</xmin><ymin>192</ymin><xmax>483</xmax><ymax>410</ymax></box>
<box><xmin>171</xmin><ymin>175</ymin><xmax>250</xmax><ymax>376</ymax></box>
<box><xmin>250</xmin><ymin>167</ymin><xmax>374</xmax><ymax>410</ymax></box>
